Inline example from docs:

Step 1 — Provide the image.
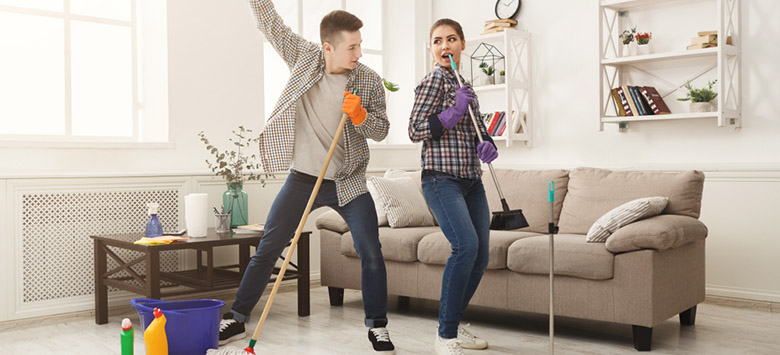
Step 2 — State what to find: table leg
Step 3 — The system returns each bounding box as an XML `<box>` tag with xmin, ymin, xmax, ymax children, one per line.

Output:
<box><xmin>146</xmin><ymin>249</ymin><xmax>161</xmax><ymax>299</ymax></box>
<box><xmin>94</xmin><ymin>239</ymin><xmax>108</xmax><ymax>324</ymax></box>
<box><xmin>298</xmin><ymin>233</ymin><xmax>310</xmax><ymax>317</ymax></box>
<box><xmin>239</xmin><ymin>243</ymin><xmax>250</xmax><ymax>275</ymax></box>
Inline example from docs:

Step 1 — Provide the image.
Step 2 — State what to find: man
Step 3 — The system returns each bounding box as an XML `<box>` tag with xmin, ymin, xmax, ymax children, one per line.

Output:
<box><xmin>218</xmin><ymin>0</ymin><xmax>394</xmax><ymax>353</ymax></box>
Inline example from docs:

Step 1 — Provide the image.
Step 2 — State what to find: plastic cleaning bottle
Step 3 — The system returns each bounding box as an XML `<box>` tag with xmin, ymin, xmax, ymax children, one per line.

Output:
<box><xmin>145</xmin><ymin>203</ymin><xmax>163</xmax><ymax>238</ymax></box>
<box><xmin>121</xmin><ymin>318</ymin><xmax>134</xmax><ymax>355</ymax></box>
<box><xmin>144</xmin><ymin>307</ymin><xmax>168</xmax><ymax>355</ymax></box>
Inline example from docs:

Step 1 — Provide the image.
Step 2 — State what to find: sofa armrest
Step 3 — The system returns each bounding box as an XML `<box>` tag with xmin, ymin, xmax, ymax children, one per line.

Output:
<box><xmin>605</xmin><ymin>214</ymin><xmax>708</xmax><ymax>253</ymax></box>
<box><xmin>315</xmin><ymin>209</ymin><xmax>350</xmax><ymax>234</ymax></box>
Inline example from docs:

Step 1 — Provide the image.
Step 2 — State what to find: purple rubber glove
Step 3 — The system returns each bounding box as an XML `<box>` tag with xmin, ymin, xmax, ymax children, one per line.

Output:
<box><xmin>476</xmin><ymin>141</ymin><xmax>498</xmax><ymax>164</ymax></box>
<box><xmin>437</xmin><ymin>86</ymin><xmax>474</xmax><ymax>130</ymax></box>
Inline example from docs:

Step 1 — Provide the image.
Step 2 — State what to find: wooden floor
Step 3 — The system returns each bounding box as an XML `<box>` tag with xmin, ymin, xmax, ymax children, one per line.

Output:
<box><xmin>1</xmin><ymin>286</ymin><xmax>779</xmax><ymax>354</ymax></box>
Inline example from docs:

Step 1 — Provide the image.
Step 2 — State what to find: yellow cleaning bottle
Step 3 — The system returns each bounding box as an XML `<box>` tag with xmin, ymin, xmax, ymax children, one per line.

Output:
<box><xmin>144</xmin><ymin>307</ymin><xmax>168</xmax><ymax>355</ymax></box>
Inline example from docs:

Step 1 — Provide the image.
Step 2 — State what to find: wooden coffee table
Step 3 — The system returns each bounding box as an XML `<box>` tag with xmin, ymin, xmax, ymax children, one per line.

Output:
<box><xmin>91</xmin><ymin>228</ymin><xmax>310</xmax><ymax>324</ymax></box>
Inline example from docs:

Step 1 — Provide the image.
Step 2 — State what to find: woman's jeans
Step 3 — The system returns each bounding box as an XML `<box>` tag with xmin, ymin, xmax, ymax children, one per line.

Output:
<box><xmin>230</xmin><ymin>170</ymin><xmax>389</xmax><ymax>328</ymax></box>
<box><xmin>422</xmin><ymin>170</ymin><xmax>490</xmax><ymax>339</ymax></box>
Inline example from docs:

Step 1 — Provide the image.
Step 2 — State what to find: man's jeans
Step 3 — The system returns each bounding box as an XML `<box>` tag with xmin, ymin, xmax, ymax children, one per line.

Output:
<box><xmin>230</xmin><ymin>170</ymin><xmax>388</xmax><ymax>328</ymax></box>
<box><xmin>421</xmin><ymin>170</ymin><xmax>490</xmax><ymax>339</ymax></box>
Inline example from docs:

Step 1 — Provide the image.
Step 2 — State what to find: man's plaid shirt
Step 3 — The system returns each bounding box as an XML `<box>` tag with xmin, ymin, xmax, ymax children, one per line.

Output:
<box><xmin>249</xmin><ymin>0</ymin><xmax>389</xmax><ymax>206</ymax></box>
<box><xmin>409</xmin><ymin>64</ymin><xmax>492</xmax><ymax>180</ymax></box>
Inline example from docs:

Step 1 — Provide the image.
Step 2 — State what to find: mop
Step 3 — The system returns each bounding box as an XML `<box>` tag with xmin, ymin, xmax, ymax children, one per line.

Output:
<box><xmin>547</xmin><ymin>181</ymin><xmax>558</xmax><ymax>354</ymax></box>
<box><xmin>207</xmin><ymin>111</ymin><xmax>351</xmax><ymax>355</ymax></box>
<box><xmin>447</xmin><ymin>55</ymin><xmax>529</xmax><ymax>231</ymax></box>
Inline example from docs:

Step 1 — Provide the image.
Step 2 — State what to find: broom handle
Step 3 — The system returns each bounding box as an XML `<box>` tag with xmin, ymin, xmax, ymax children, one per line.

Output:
<box><xmin>249</xmin><ymin>112</ymin><xmax>349</xmax><ymax>343</ymax></box>
<box><xmin>548</xmin><ymin>181</ymin><xmax>555</xmax><ymax>355</ymax></box>
<box><xmin>450</xmin><ymin>68</ymin><xmax>508</xmax><ymax>204</ymax></box>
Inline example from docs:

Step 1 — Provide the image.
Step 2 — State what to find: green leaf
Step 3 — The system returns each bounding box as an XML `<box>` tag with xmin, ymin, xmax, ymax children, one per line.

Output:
<box><xmin>382</xmin><ymin>78</ymin><xmax>400</xmax><ymax>92</ymax></box>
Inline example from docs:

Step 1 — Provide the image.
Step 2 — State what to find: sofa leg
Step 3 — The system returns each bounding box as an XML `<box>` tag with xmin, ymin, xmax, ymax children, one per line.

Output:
<box><xmin>680</xmin><ymin>305</ymin><xmax>697</xmax><ymax>326</ymax></box>
<box><xmin>398</xmin><ymin>296</ymin><xmax>410</xmax><ymax>307</ymax></box>
<box><xmin>328</xmin><ymin>287</ymin><xmax>344</xmax><ymax>306</ymax></box>
<box><xmin>632</xmin><ymin>325</ymin><xmax>653</xmax><ymax>351</ymax></box>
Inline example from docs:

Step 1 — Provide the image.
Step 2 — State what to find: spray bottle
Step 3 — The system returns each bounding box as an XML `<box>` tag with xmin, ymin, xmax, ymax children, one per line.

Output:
<box><xmin>144</xmin><ymin>307</ymin><xmax>168</xmax><ymax>355</ymax></box>
<box><xmin>145</xmin><ymin>203</ymin><xmax>163</xmax><ymax>238</ymax></box>
<box><xmin>121</xmin><ymin>318</ymin><xmax>134</xmax><ymax>355</ymax></box>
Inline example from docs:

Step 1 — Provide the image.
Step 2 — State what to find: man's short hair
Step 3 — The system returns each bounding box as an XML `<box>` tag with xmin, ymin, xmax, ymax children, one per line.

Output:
<box><xmin>320</xmin><ymin>10</ymin><xmax>363</xmax><ymax>46</ymax></box>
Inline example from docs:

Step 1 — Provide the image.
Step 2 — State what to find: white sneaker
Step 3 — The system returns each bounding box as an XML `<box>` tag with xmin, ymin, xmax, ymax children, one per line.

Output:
<box><xmin>458</xmin><ymin>323</ymin><xmax>488</xmax><ymax>350</ymax></box>
<box><xmin>435</xmin><ymin>334</ymin><xmax>465</xmax><ymax>355</ymax></box>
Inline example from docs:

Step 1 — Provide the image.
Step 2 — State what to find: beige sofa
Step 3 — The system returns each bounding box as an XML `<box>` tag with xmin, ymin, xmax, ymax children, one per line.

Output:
<box><xmin>316</xmin><ymin>167</ymin><xmax>708</xmax><ymax>351</ymax></box>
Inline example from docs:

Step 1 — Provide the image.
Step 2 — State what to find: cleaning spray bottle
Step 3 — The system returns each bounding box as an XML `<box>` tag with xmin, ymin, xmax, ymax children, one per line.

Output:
<box><xmin>145</xmin><ymin>203</ymin><xmax>163</xmax><ymax>238</ymax></box>
<box><xmin>144</xmin><ymin>307</ymin><xmax>168</xmax><ymax>355</ymax></box>
<box><xmin>121</xmin><ymin>318</ymin><xmax>134</xmax><ymax>355</ymax></box>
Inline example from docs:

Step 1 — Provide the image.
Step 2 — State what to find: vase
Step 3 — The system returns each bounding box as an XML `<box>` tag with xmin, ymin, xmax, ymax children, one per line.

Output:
<box><xmin>637</xmin><ymin>43</ymin><xmax>650</xmax><ymax>55</ymax></box>
<box><xmin>690</xmin><ymin>102</ymin><xmax>712</xmax><ymax>113</ymax></box>
<box><xmin>223</xmin><ymin>181</ymin><xmax>248</xmax><ymax>228</ymax></box>
<box><xmin>622</xmin><ymin>42</ymin><xmax>637</xmax><ymax>57</ymax></box>
<box><xmin>497</xmin><ymin>75</ymin><xmax>505</xmax><ymax>85</ymax></box>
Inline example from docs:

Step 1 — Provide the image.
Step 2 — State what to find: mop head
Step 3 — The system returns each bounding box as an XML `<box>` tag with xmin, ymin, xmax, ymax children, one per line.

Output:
<box><xmin>206</xmin><ymin>346</ymin><xmax>255</xmax><ymax>355</ymax></box>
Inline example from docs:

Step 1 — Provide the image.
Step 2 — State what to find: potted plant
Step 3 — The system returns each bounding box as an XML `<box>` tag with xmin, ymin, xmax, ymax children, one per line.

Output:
<box><xmin>635</xmin><ymin>32</ymin><xmax>652</xmax><ymax>55</ymax></box>
<box><xmin>677</xmin><ymin>80</ymin><xmax>718</xmax><ymax>112</ymax></box>
<box><xmin>198</xmin><ymin>126</ymin><xmax>272</xmax><ymax>227</ymax></box>
<box><xmin>497</xmin><ymin>70</ymin><xmax>506</xmax><ymax>85</ymax></box>
<box><xmin>620</xmin><ymin>27</ymin><xmax>637</xmax><ymax>56</ymax></box>
<box><xmin>479</xmin><ymin>62</ymin><xmax>496</xmax><ymax>85</ymax></box>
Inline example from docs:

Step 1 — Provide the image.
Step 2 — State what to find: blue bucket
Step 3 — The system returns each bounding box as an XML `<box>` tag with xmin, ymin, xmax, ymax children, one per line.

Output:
<box><xmin>131</xmin><ymin>298</ymin><xmax>225</xmax><ymax>355</ymax></box>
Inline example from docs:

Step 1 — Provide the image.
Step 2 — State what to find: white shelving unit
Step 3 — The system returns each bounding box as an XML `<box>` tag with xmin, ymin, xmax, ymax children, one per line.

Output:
<box><xmin>598</xmin><ymin>0</ymin><xmax>741</xmax><ymax>131</ymax></box>
<box><xmin>425</xmin><ymin>29</ymin><xmax>533</xmax><ymax>147</ymax></box>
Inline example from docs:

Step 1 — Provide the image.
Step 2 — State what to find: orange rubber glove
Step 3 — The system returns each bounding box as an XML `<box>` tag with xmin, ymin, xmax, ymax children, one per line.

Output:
<box><xmin>342</xmin><ymin>92</ymin><xmax>367</xmax><ymax>125</ymax></box>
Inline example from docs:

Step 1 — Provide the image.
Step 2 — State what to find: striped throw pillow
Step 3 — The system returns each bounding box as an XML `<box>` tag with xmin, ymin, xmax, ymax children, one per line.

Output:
<box><xmin>369</xmin><ymin>176</ymin><xmax>435</xmax><ymax>228</ymax></box>
<box><xmin>586</xmin><ymin>197</ymin><xmax>669</xmax><ymax>243</ymax></box>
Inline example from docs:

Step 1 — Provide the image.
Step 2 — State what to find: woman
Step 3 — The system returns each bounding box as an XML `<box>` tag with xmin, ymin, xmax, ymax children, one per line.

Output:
<box><xmin>408</xmin><ymin>18</ymin><xmax>498</xmax><ymax>355</ymax></box>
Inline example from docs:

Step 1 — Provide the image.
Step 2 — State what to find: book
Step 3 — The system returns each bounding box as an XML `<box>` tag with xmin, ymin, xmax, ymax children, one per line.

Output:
<box><xmin>622</xmin><ymin>85</ymin><xmax>640</xmax><ymax>117</ymax></box>
<box><xmin>488</xmin><ymin>111</ymin><xmax>503</xmax><ymax>134</ymax></box>
<box><xmin>236</xmin><ymin>224</ymin><xmax>265</xmax><ymax>231</ymax></box>
<box><xmin>615</xmin><ymin>87</ymin><xmax>632</xmax><ymax>116</ymax></box>
<box><xmin>494</xmin><ymin>113</ymin><xmax>508</xmax><ymax>136</ymax></box>
<box><xmin>639</xmin><ymin>86</ymin><xmax>671</xmax><ymax>114</ymax></box>
<box><xmin>691</xmin><ymin>34</ymin><xmax>717</xmax><ymax>45</ymax></box>
<box><xmin>486</xmin><ymin>19</ymin><xmax>518</xmax><ymax>25</ymax></box>
<box><xmin>698</xmin><ymin>30</ymin><xmax>717</xmax><ymax>36</ymax></box>
<box><xmin>611</xmin><ymin>88</ymin><xmax>626</xmax><ymax>116</ymax></box>
<box><xmin>633</xmin><ymin>86</ymin><xmax>655</xmax><ymax>116</ymax></box>
<box><xmin>627</xmin><ymin>87</ymin><xmax>647</xmax><ymax>115</ymax></box>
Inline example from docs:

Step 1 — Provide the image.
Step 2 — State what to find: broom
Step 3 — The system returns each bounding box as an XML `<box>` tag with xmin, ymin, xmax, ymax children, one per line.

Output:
<box><xmin>547</xmin><ymin>180</ymin><xmax>558</xmax><ymax>354</ymax></box>
<box><xmin>447</xmin><ymin>55</ymin><xmax>529</xmax><ymax>230</ymax></box>
<box><xmin>207</xmin><ymin>111</ymin><xmax>350</xmax><ymax>355</ymax></box>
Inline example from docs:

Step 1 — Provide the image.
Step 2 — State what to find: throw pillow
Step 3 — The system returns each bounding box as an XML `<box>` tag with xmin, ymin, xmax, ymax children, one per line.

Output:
<box><xmin>366</xmin><ymin>179</ymin><xmax>389</xmax><ymax>227</ymax></box>
<box><xmin>369</xmin><ymin>176</ymin><xmax>436</xmax><ymax>228</ymax></box>
<box><xmin>586</xmin><ymin>196</ymin><xmax>669</xmax><ymax>243</ymax></box>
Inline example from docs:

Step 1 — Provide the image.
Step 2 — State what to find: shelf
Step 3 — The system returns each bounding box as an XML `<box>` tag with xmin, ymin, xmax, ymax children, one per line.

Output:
<box><xmin>601</xmin><ymin>112</ymin><xmax>717</xmax><ymax>123</ymax></box>
<box><xmin>601</xmin><ymin>47</ymin><xmax>737</xmax><ymax>66</ymax></box>
<box><xmin>473</xmin><ymin>83</ymin><xmax>506</xmax><ymax>92</ymax></box>
<box><xmin>600</xmin><ymin>0</ymin><xmax>698</xmax><ymax>10</ymax></box>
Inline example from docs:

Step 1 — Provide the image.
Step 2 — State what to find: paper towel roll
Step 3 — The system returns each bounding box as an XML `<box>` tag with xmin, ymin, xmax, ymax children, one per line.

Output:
<box><xmin>184</xmin><ymin>193</ymin><xmax>208</xmax><ymax>237</ymax></box>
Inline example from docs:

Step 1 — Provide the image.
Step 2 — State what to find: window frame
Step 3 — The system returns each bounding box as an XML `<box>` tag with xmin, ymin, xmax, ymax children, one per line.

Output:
<box><xmin>0</xmin><ymin>1</ymin><xmax>141</xmax><ymax>142</ymax></box>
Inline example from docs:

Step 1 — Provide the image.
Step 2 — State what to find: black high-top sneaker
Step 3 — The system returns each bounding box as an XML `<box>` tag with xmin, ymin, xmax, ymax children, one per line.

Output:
<box><xmin>368</xmin><ymin>327</ymin><xmax>396</xmax><ymax>354</ymax></box>
<box><xmin>218</xmin><ymin>313</ymin><xmax>246</xmax><ymax>345</ymax></box>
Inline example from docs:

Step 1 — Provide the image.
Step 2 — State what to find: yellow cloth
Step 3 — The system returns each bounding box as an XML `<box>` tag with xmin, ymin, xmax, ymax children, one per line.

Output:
<box><xmin>134</xmin><ymin>236</ymin><xmax>188</xmax><ymax>245</ymax></box>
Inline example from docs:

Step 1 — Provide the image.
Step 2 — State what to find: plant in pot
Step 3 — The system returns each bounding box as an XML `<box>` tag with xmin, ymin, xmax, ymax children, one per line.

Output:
<box><xmin>479</xmin><ymin>61</ymin><xmax>496</xmax><ymax>85</ymax></box>
<box><xmin>677</xmin><ymin>80</ymin><xmax>718</xmax><ymax>112</ymax></box>
<box><xmin>619</xmin><ymin>27</ymin><xmax>637</xmax><ymax>56</ymax></box>
<box><xmin>635</xmin><ymin>32</ymin><xmax>652</xmax><ymax>55</ymax></box>
<box><xmin>198</xmin><ymin>126</ymin><xmax>273</xmax><ymax>228</ymax></box>
<box><xmin>497</xmin><ymin>70</ymin><xmax>506</xmax><ymax>85</ymax></box>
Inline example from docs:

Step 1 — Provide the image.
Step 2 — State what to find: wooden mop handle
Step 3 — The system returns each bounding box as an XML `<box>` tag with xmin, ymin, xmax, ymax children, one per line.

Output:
<box><xmin>250</xmin><ymin>112</ymin><xmax>349</xmax><ymax>342</ymax></box>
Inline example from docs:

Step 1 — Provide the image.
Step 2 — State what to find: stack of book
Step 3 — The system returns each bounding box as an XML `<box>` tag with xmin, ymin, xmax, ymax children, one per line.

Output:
<box><xmin>481</xmin><ymin>111</ymin><xmax>524</xmax><ymax>136</ymax></box>
<box><xmin>610</xmin><ymin>86</ymin><xmax>671</xmax><ymax>117</ymax></box>
<box><xmin>482</xmin><ymin>19</ymin><xmax>517</xmax><ymax>35</ymax></box>
<box><xmin>687</xmin><ymin>30</ymin><xmax>732</xmax><ymax>50</ymax></box>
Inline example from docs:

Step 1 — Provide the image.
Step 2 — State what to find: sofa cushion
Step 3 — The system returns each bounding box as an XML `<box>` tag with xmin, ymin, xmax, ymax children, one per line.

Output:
<box><xmin>558</xmin><ymin>168</ymin><xmax>705</xmax><ymax>234</ymax></box>
<box><xmin>507</xmin><ymin>234</ymin><xmax>615</xmax><ymax>280</ymax></box>
<box><xmin>369</xmin><ymin>175</ymin><xmax>436</xmax><ymax>228</ymax></box>
<box><xmin>605</xmin><ymin>214</ymin><xmax>708</xmax><ymax>253</ymax></box>
<box><xmin>315</xmin><ymin>209</ymin><xmax>349</xmax><ymax>234</ymax></box>
<box><xmin>586</xmin><ymin>197</ymin><xmax>668</xmax><ymax>243</ymax></box>
<box><xmin>366</xmin><ymin>179</ymin><xmax>389</xmax><ymax>226</ymax></box>
<box><xmin>340</xmin><ymin>226</ymin><xmax>441</xmax><ymax>262</ymax></box>
<box><xmin>482</xmin><ymin>169</ymin><xmax>569</xmax><ymax>234</ymax></box>
<box><xmin>417</xmin><ymin>230</ymin><xmax>539</xmax><ymax>270</ymax></box>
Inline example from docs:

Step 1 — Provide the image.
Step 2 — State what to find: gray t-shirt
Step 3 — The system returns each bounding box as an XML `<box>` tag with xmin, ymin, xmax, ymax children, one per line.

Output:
<box><xmin>292</xmin><ymin>71</ymin><xmax>349</xmax><ymax>179</ymax></box>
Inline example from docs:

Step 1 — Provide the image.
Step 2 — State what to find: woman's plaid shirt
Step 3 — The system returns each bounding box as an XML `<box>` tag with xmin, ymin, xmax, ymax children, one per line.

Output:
<box><xmin>249</xmin><ymin>0</ymin><xmax>389</xmax><ymax>206</ymax></box>
<box><xmin>409</xmin><ymin>64</ymin><xmax>492</xmax><ymax>179</ymax></box>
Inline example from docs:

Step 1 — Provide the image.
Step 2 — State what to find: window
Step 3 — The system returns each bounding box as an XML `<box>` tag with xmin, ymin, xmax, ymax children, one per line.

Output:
<box><xmin>0</xmin><ymin>0</ymin><xmax>168</xmax><ymax>143</ymax></box>
<box><xmin>263</xmin><ymin>0</ymin><xmax>384</xmax><ymax>121</ymax></box>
